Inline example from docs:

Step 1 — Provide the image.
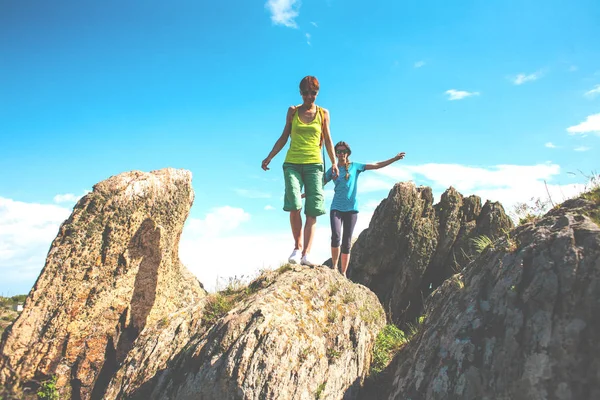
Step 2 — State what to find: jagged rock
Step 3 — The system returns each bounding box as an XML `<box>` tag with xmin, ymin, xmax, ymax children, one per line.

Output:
<box><xmin>104</xmin><ymin>299</ymin><xmax>210</xmax><ymax>400</ymax></box>
<box><xmin>380</xmin><ymin>195</ymin><xmax>600</xmax><ymax>399</ymax></box>
<box><xmin>105</xmin><ymin>266</ymin><xmax>386</xmax><ymax>400</ymax></box>
<box><xmin>0</xmin><ymin>168</ymin><xmax>206</xmax><ymax>399</ymax></box>
<box><xmin>349</xmin><ymin>182</ymin><xmax>512</xmax><ymax>326</ymax></box>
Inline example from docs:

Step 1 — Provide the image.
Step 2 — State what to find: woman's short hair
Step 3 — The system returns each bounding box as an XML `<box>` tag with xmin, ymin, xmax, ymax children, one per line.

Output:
<box><xmin>299</xmin><ymin>76</ymin><xmax>320</xmax><ymax>92</ymax></box>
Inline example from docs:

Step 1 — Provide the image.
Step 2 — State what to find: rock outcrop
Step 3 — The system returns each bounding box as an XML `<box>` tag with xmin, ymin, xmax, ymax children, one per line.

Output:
<box><xmin>0</xmin><ymin>169</ymin><xmax>206</xmax><ymax>399</ymax></box>
<box><xmin>375</xmin><ymin>195</ymin><xmax>600</xmax><ymax>399</ymax></box>
<box><xmin>104</xmin><ymin>265</ymin><xmax>385</xmax><ymax>400</ymax></box>
<box><xmin>7</xmin><ymin>168</ymin><xmax>594</xmax><ymax>400</ymax></box>
<box><xmin>349</xmin><ymin>183</ymin><xmax>512</xmax><ymax>326</ymax></box>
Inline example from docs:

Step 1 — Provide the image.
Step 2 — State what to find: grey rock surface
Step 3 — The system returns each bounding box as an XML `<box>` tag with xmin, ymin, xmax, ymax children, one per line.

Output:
<box><xmin>381</xmin><ymin>196</ymin><xmax>600</xmax><ymax>399</ymax></box>
<box><xmin>349</xmin><ymin>182</ymin><xmax>512</xmax><ymax>326</ymax></box>
<box><xmin>107</xmin><ymin>266</ymin><xmax>386</xmax><ymax>400</ymax></box>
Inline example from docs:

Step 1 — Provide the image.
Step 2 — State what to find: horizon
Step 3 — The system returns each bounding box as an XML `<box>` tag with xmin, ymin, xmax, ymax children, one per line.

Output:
<box><xmin>1</xmin><ymin>0</ymin><xmax>598</xmax><ymax>294</ymax></box>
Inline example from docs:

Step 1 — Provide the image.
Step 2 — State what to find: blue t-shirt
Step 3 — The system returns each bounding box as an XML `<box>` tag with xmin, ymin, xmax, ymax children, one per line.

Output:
<box><xmin>325</xmin><ymin>162</ymin><xmax>366</xmax><ymax>212</ymax></box>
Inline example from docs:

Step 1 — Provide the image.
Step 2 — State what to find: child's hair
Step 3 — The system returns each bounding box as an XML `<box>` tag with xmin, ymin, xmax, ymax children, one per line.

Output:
<box><xmin>334</xmin><ymin>141</ymin><xmax>351</xmax><ymax>180</ymax></box>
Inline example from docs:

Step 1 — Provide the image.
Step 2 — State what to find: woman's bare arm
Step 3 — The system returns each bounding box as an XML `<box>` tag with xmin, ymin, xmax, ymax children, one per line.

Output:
<box><xmin>364</xmin><ymin>152</ymin><xmax>406</xmax><ymax>170</ymax></box>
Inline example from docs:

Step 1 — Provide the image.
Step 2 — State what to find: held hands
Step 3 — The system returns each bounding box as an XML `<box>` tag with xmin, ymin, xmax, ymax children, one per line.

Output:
<box><xmin>331</xmin><ymin>164</ymin><xmax>339</xmax><ymax>179</ymax></box>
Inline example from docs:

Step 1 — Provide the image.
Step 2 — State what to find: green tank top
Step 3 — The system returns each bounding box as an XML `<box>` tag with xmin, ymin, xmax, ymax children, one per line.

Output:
<box><xmin>284</xmin><ymin>107</ymin><xmax>323</xmax><ymax>164</ymax></box>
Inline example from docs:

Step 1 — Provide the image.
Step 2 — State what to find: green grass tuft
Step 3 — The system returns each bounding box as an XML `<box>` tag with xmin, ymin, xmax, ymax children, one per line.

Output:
<box><xmin>370</xmin><ymin>324</ymin><xmax>409</xmax><ymax>375</ymax></box>
<box><xmin>315</xmin><ymin>381</ymin><xmax>327</xmax><ymax>399</ymax></box>
<box><xmin>201</xmin><ymin>293</ymin><xmax>235</xmax><ymax>327</ymax></box>
<box><xmin>471</xmin><ymin>234</ymin><xmax>494</xmax><ymax>254</ymax></box>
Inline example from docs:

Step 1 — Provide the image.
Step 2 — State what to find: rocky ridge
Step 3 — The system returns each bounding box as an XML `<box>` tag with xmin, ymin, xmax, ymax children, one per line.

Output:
<box><xmin>1</xmin><ymin>167</ymin><xmax>598</xmax><ymax>400</ymax></box>
<box><xmin>360</xmin><ymin>193</ymin><xmax>600</xmax><ymax>399</ymax></box>
<box><xmin>349</xmin><ymin>182</ymin><xmax>513</xmax><ymax>326</ymax></box>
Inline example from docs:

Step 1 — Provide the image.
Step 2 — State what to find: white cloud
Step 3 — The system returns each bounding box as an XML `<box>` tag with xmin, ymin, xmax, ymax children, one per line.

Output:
<box><xmin>310</xmin><ymin>21</ymin><xmax>318</xmax><ymax>27</ymax></box>
<box><xmin>363</xmin><ymin>162</ymin><xmax>589</xmax><ymax>234</ymax></box>
<box><xmin>545</xmin><ymin>142</ymin><xmax>557</xmax><ymax>148</ymax></box>
<box><xmin>265</xmin><ymin>0</ymin><xmax>300</xmax><ymax>28</ymax></box>
<box><xmin>409</xmin><ymin>163</ymin><xmax>560</xmax><ymax>192</ymax></box>
<box><xmin>357</xmin><ymin>175</ymin><xmax>398</xmax><ymax>194</ymax></box>
<box><xmin>372</xmin><ymin>165</ymin><xmax>415</xmax><ymax>182</ymax></box>
<box><xmin>445</xmin><ymin>89</ymin><xmax>480</xmax><ymax>101</ymax></box>
<box><xmin>234</xmin><ymin>189</ymin><xmax>272</xmax><ymax>199</ymax></box>
<box><xmin>567</xmin><ymin>113</ymin><xmax>600</xmax><ymax>135</ymax></box>
<box><xmin>569</xmin><ymin>65</ymin><xmax>578</xmax><ymax>72</ymax></box>
<box><xmin>264</xmin><ymin>205</ymin><xmax>275</xmax><ymax>210</ymax></box>
<box><xmin>53</xmin><ymin>193</ymin><xmax>79</xmax><ymax>203</ymax></box>
<box><xmin>3</xmin><ymin>162</ymin><xmax>593</xmax><ymax>294</ymax></box>
<box><xmin>574</xmin><ymin>146</ymin><xmax>591</xmax><ymax>152</ymax></box>
<box><xmin>306</xmin><ymin>33</ymin><xmax>311</xmax><ymax>46</ymax></box>
<box><xmin>512</xmin><ymin>71</ymin><xmax>542</xmax><ymax>85</ymax></box>
<box><xmin>180</xmin><ymin>224</ymin><xmax>334</xmax><ymax>292</ymax></box>
<box><xmin>53</xmin><ymin>190</ymin><xmax>89</xmax><ymax>204</ymax></box>
<box><xmin>584</xmin><ymin>85</ymin><xmax>600</xmax><ymax>98</ymax></box>
<box><xmin>184</xmin><ymin>206</ymin><xmax>251</xmax><ymax>238</ymax></box>
<box><xmin>414</xmin><ymin>61</ymin><xmax>426</xmax><ymax>68</ymax></box>
<box><xmin>374</xmin><ymin>163</ymin><xmax>590</xmax><ymax>222</ymax></box>
<box><xmin>0</xmin><ymin>197</ymin><xmax>71</xmax><ymax>294</ymax></box>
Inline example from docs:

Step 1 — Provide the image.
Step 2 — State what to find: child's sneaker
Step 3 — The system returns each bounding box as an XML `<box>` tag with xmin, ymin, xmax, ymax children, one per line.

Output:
<box><xmin>288</xmin><ymin>249</ymin><xmax>302</xmax><ymax>264</ymax></box>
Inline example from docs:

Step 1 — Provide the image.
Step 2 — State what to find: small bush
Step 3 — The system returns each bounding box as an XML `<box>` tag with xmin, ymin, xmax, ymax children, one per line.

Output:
<box><xmin>276</xmin><ymin>263</ymin><xmax>293</xmax><ymax>274</ymax></box>
<box><xmin>327</xmin><ymin>309</ymin><xmax>337</xmax><ymax>324</ymax></box>
<box><xmin>452</xmin><ymin>275</ymin><xmax>464</xmax><ymax>290</ymax></box>
<box><xmin>326</xmin><ymin>347</ymin><xmax>341</xmax><ymax>364</ymax></box>
<box><xmin>371</xmin><ymin>324</ymin><xmax>408</xmax><ymax>375</ymax></box>
<box><xmin>218</xmin><ymin>275</ymin><xmax>249</xmax><ymax>295</ymax></box>
<box><xmin>360</xmin><ymin>305</ymin><xmax>383</xmax><ymax>324</ymax></box>
<box><xmin>10</xmin><ymin>295</ymin><xmax>27</xmax><ymax>303</ymax></box>
<box><xmin>328</xmin><ymin>281</ymin><xmax>341</xmax><ymax>296</ymax></box>
<box><xmin>342</xmin><ymin>291</ymin><xmax>355</xmax><ymax>304</ymax></box>
<box><xmin>37</xmin><ymin>376</ymin><xmax>59</xmax><ymax>400</ymax></box>
<box><xmin>201</xmin><ymin>294</ymin><xmax>235</xmax><ymax>327</ymax></box>
<box><xmin>512</xmin><ymin>196</ymin><xmax>551</xmax><ymax>225</ymax></box>
<box><xmin>298</xmin><ymin>347</ymin><xmax>310</xmax><ymax>363</ymax></box>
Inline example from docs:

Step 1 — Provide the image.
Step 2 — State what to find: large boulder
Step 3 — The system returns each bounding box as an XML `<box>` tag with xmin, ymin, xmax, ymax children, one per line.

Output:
<box><xmin>0</xmin><ymin>169</ymin><xmax>206</xmax><ymax>399</ymax></box>
<box><xmin>379</xmin><ymin>195</ymin><xmax>600</xmax><ymax>399</ymax></box>
<box><xmin>349</xmin><ymin>182</ymin><xmax>512</xmax><ymax>326</ymax></box>
<box><xmin>105</xmin><ymin>266</ymin><xmax>386</xmax><ymax>400</ymax></box>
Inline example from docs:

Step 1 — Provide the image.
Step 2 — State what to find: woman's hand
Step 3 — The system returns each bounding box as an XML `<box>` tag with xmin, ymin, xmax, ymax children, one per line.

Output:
<box><xmin>331</xmin><ymin>164</ymin><xmax>339</xmax><ymax>179</ymax></box>
<box><xmin>395</xmin><ymin>152</ymin><xmax>406</xmax><ymax>161</ymax></box>
<box><xmin>261</xmin><ymin>157</ymin><xmax>272</xmax><ymax>171</ymax></box>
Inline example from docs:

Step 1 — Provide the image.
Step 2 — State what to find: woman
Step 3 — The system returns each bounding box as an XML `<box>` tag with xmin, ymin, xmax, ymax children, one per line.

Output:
<box><xmin>262</xmin><ymin>76</ymin><xmax>339</xmax><ymax>266</ymax></box>
<box><xmin>325</xmin><ymin>141</ymin><xmax>405</xmax><ymax>276</ymax></box>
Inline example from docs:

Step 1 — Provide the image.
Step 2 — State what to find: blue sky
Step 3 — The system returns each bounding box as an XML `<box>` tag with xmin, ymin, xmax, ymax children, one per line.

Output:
<box><xmin>1</xmin><ymin>0</ymin><xmax>599</xmax><ymax>294</ymax></box>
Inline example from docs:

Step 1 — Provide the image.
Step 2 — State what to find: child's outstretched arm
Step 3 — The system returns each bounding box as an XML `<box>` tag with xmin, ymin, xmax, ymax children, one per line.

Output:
<box><xmin>364</xmin><ymin>152</ymin><xmax>405</xmax><ymax>170</ymax></box>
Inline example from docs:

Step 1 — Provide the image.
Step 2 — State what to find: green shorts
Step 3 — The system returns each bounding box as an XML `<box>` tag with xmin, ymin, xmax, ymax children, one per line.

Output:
<box><xmin>283</xmin><ymin>163</ymin><xmax>325</xmax><ymax>217</ymax></box>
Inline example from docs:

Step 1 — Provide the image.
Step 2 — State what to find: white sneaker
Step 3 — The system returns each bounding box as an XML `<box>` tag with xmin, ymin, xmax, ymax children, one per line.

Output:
<box><xmin>288</xmin><ymin>249</ymin><xmax>302</xmax><ymax>264</ymax></box>
<box><xmin>301</xmin><ymin>254</ymin><xmax>318</xmax><ymax>267</ymax></box>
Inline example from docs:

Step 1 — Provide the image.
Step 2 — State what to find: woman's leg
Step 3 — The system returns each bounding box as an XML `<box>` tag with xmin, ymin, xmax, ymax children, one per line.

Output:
<box><xmin>340</xmin><ymin>212</ymin><xmax>358</xmax><ymax>276</ymax></box>
<box><xmin>302</xmin><ymin>215</ymin><xmax>317</xmax><ymax>257</ymax></box>
<box><xmin>301</xmin><ymin>164</ymin><xmax>325</xmax><ymax>265</ymax></box>
<box><xmin>290</xmin><ymin>210</ymin><xmax>302</xmax><ymax>251</ymax></box>
<box><xmin>330</xmin><ymin>210</ymin><xmax>342</xmax><ymax>270</ymax></box>
<box><xmin>283</xmin><ymin>164</ymin><xmax>304</xmax><ymax>263</ymax></box>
